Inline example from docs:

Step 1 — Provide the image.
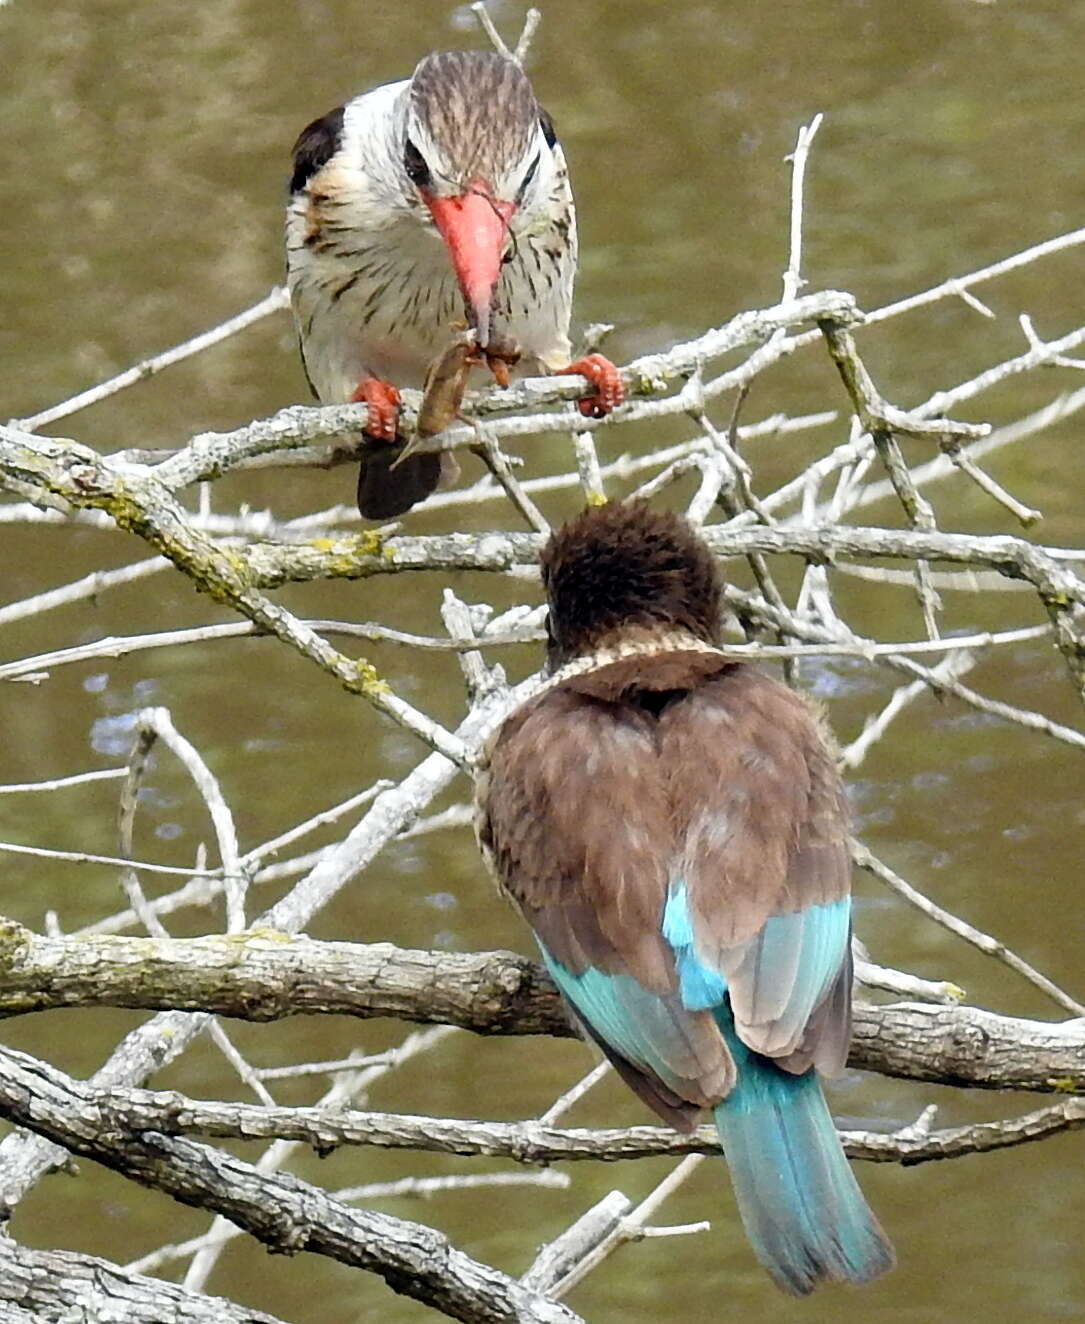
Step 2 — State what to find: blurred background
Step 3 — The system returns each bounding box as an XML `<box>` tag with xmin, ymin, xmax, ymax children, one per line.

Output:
<box><xmin>1</xmin><ymin>0</ymin><xmax>1084</xmax><ymax>1319</ymax></box>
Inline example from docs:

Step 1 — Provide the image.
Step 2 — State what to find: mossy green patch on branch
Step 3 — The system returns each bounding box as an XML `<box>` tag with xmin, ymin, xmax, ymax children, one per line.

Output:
<box><xmin>0</xmin><ymin>916</ymin><xmax>31</xmax><ymax>971</ymax></box>
<box><xmin>344</xmin><ymin>658</ymin><xmax>388</xmax><ymax>697</ymax></box>
<box><xmin>628</xmin><ymin>365</ymin><xmax>673</xmax><ymax>395</ymax></box>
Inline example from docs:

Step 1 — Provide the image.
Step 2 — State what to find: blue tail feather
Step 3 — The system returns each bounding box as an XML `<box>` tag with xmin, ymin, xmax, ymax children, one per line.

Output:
<box><xmin>545</xmin><ymin>884</ymin><xmax>893</xmax><ymax>1292</ymax></box>
<box><xmin>712</xmin><ymin>1009</ymin><xmax>894</xmax><ymax>1294</ymax></box>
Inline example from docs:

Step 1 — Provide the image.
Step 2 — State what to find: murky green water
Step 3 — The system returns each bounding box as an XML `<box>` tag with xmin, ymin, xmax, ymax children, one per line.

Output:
<box><xmin>2</xmin><ymin>1</ymin><xmax>1084</xmax><ymax>1320</ymax></box>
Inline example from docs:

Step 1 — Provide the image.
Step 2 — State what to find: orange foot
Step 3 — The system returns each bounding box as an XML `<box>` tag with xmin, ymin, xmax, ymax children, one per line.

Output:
<box><xmin>350</xmin><ymin>377</ymin><xmax>401</xmax><ymax>440</ymax></box>
<box><xmin>557</xmin><ymin>354</ymin><xmax>624</xmax><ymax>419</ymax></box>
<box><xmin>483</xmin><ymin>336</ymin><xmax>522</xmax><ymax>390</ymax></box>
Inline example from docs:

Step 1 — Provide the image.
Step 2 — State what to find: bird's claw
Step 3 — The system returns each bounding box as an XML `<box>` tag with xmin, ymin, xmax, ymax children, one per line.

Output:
<box><xmin>483</xmin><ymin>336</ymin><xmax>521</xmax><ymax>390</ymax></box>
<box><xmin>558</xmin><ymin>353</ymin><xmax>625</xmax><ymax>419</ymax></box>
<box><xmin>486</xmin><ymin>352</ymin><xmax>512</xmax><ymax>389</ymax></box>
<box><xmin>351</xmin><ymin>377</ymin><xmax>402</xmax><ymax>441</ymax></box>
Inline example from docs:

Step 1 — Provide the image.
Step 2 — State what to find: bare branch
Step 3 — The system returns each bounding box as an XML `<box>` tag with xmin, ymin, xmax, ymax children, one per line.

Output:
<box><xmin>0</xmin><ymin>427</ymin><xmax>471</xmax><ymax>766</ymax></box>
<box><xmin>853</xmin><ymin>842</ymin><xmax>1085</xmax><ymax>1017</ymax></box>
<box><xmin>0</xmin><ymin>767</ymin><xmax>127</xmax><ymax>794</ymax></box>
<box><xmin>11</xmin><ymin>287</ymin><xmax>289</xmax><ymax>433</ymax></box>
<box><xmin>0</xmin><ymin>922</ymin><xmax>1079</xmax><ymax>1092</ymax></box>
<box><xmin>0</xmin><ymin>555</ymin><xmax>166</xmax><ymax>626</ymax></box>
<box><xmin>122</xmin><ymin>707</ymin><xmax>245</xmax><ymax>932</ymax></box>
<box><xmin>0</xmin><ymin>1236</ymin><xmax>292</xmax><ymax>1324</ymax></box>
<box><xmin>0</xmin><ymin>1047</ymin><xmax>583</xmax><ymax>1324</ymax></box>
<box><xmin>521</xmin><ymin>1192</ymin><xmax>633</xmax><ymax>1294</ymax></box>
<box><xmin>547</xmin><ymin>1156</ymin><xmax>707</xmax><ymax>1297</ymax></box>
<box><xmin>782</xmin><ymin>112</ymin><xmax>823</xmax><ymax>302</ymax></box>
<box><xmin>3</xmin><ymin>1061</ymin><xmax>1079</xmax><ymax>1172</ymax></box>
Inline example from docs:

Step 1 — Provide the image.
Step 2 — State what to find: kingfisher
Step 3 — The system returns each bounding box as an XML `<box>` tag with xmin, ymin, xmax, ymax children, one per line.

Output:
<box><xmin>286</xmin><ymin>49</ymin><xmax>623</xmax><ymax>519</ymax></box>
<box><xmin>475</xmin><ymin>501</ymin><xmax>894</xmax><ymax>1293</ymax></box>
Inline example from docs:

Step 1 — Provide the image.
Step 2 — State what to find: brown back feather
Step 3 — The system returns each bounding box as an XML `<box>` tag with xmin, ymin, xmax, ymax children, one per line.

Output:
<box><xmin>477</xmin><ymin>667</ymin><xmax>738</xmax><ymax>1113</ymax></box>
<box><xmin>657</xmin><ymin>666</ymin><xmax>853</xmax><ymax>1068</ymax></box>
<box><xmin>481</xmin><ymin>684</ymin><xmax>675</xmax><ymax>991</ymax></box>
<box><xmin>478</xmin><ymin>547</ymin><xmax>853</xmax><ymax>1109</ymax></box>
<box><xmin>661</xmin><ymin>667</ymin><xmax>851</xmax><ymax>952</ymax></box>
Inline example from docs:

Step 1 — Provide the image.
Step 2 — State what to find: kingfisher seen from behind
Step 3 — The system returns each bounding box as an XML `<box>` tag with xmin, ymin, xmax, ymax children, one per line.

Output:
<box><xmin>475</xmin><ymin>501</ymin><xmax>895</xmax><ymax>1294</ymax></box>
<box><xmin>286</xmin><ymin>49</ymin><xmax>623</xmax><ymax>519</ymax></box>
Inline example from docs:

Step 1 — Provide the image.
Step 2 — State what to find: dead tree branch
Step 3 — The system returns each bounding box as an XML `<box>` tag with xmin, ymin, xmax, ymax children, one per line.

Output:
<box><xmin>0</xmin><ymin>1235</ymin><xmax>292</xmax><ymax>1324</ymax></box>
<box><xmin>0</xmin><ymin>1047</ymin><xmax>582</xmax><ymax>1324</ymax></box>
<box><xmin>4</xmin><ymin>188</ymin><xmax>1085</xmax><ymax>1321</ymax></box>
<box><xmin>0</xmin><ymin>922</ymin><xmax>1080</xmax><ymax>1093</ymax></box>
<box><xmin>25</xmin><ymin>1063</ymin><xmax>1081</xmax><ymax>1169</ymax></box>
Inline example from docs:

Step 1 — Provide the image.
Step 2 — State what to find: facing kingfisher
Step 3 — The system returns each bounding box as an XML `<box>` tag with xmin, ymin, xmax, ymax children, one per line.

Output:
<box><xmin>286</xmin><ymin>49</ymin><xmax>623</xmax><ymax>519</ymax></box>
<box><xmin>475</xmin><ymin>501</ymin><xmax>894</xmax><ymax>1293</ymax></box>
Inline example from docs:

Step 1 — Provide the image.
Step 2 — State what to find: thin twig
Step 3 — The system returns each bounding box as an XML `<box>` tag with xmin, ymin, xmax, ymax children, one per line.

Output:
<box><xmin>0</xmin><ymin>839</ymin><xmax>222</xmax><ymax>878</ymax></box>
<box><xmin>471</xmin><ymin>426</ymin><xmax>550</xmax><ymax>533</ymax></box>
<box><xmin>550</xmin><ymin>1156</ymin><xmax>707</xmax><ymax>1297</ymax></box>
<box><xmin>13</xmin><ymin>287</ymin><xmax>289</xmax><ymax>432</ymax></box>
<box><xmin>782</xmin><ymin>112</ymin><xmax>823</xmax><ymax>302</ymax></box>
<box><xmin>571</xmin><ymin>431</ymin><xmax>607</xmax><ymax>505</ymax></box>
<box><xmin>852</xmin><ymin>840</ymin><xmax>1085</xmax><ymax>1017</ymax></box>
<box><xmin>471</xmin><ymin>3</ymin><xmax>514</xmax><ymax>59</ymax></box>
<box><xmin>0</xmin><ymin>768</ymin><xmax>127</xmax><ymax>794</ymax></box>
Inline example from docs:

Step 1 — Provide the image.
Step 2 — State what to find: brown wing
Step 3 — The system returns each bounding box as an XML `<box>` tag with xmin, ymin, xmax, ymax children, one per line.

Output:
<box><xmin>476</xmin><ymin>682</ymin><xmax>734</xmax><ymax>1116</ymax></box>
<box><xmin>659</xmin><ymin>666</ymin><xmax>854</xmax><ymax>1075</ymax></box>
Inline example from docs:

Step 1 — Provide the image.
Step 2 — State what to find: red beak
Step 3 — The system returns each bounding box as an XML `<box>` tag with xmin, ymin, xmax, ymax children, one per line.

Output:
<box><xmin>425</xmin><ymin>184</ymin><xmax>514</xmax><ymax>348</ymax></box>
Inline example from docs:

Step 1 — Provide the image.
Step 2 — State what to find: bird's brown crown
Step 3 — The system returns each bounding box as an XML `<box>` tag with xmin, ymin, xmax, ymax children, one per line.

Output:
<box><xmin>409</xmin><ymin>51</ymin><xmax>540</xmax><ymax>186</ymax></box>
<box><xmin>541</xmin><ymin>502</ymin><xmax>724</xmax><ymax>665</ymax></box>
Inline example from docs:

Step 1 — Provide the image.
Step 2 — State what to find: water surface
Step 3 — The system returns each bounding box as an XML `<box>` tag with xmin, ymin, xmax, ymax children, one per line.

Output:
<box><xmin>2</xmin><ymin>1</ymin><xmax>1083</xmax><ymax>1320</ymax></box>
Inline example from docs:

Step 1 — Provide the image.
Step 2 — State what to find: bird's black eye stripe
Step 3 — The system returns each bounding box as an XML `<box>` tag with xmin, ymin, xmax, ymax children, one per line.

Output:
<box><xmin>517</xmin><ymin>152</ymin><xmax>540</xmax><ymax>200</ymax></box>
<box><xmin>539</xmin><ymin>108</ymin><xmax>557</xmax><ymax>148</ymax></box>
<box><xmin>403</xmin><ymin>137</ymin><xmax>432</xmax><ymax>188</ymax></box>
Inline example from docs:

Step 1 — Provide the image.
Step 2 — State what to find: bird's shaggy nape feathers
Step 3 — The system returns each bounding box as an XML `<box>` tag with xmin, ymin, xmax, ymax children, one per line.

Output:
<box><xmin>541</xmin><ymin>502</ymin><xmax>724</xmax><ymax>664</ymax></box>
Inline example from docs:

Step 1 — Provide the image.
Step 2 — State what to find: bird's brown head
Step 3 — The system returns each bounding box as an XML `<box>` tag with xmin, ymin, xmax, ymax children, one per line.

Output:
<box><xmin>403</xmin><ymin>50</ymin><xmax>555</xmax><ymax>347</ymax></box>
<box><xmin>541</xmin><ymin>502</ymin><xmax>724</xmax><ymax>666</ymax></box>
